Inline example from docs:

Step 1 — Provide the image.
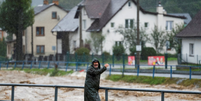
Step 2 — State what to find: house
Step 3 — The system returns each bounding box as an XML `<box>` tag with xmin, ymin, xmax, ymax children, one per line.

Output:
<box><xmin>176</xmin><ymin>9</ymin><xmax>201</xmax><ymax>64</ymax></box>
<box><xmin>168</xmin><ymin>13</ymin><xmax>192</xmax><ymax>26</ymax></box>
<box><xmin>6</xmin><ymin>0</ymin><xmax>68</xmax><ymax>59</ymax></box>
<box><xmin>52</xmin><ymin>0</ymin><xmax>186</xmax><ymax>55</ymax></box>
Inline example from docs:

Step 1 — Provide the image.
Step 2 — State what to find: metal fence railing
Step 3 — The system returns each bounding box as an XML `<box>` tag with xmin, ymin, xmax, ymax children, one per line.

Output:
<box><xmin>0</xmin><ymin>83</ymin><xmax>201</xmax><ymax>101</ymax></box>
<box><xmin>1</xmin><ymin>61</ymin><xmax>201</xmax><ymax>80</ymax></box>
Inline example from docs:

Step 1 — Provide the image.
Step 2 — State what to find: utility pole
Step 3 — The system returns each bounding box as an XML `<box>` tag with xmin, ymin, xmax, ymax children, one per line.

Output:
<box><xmin>137</xmin><ymin>0</ymin><xmax>140</xmax><ymax>67</ymax></box>
<box><xmin>31</xmin><ymin>25</ymin><xmax>33</xmax><ymax>55</ymax></box>
<box><xmin>79</xmin><ymin>6</ymin><xmax>83</xmax><ymax>47</ymax></box>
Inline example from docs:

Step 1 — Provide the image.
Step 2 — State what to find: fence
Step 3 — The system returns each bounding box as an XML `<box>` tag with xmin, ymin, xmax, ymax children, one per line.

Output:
<box><xmin>20</xmin><ymin>52</ymin><xmax>177</xmax><ymax>68</ymax></box>
<box><xmin>0</xmin><ymin>83</ymin><xmax>201</xmax><ymax>101</ymax></box>
<box><xmin>0</xmin><ymin>60</ymin><xmax>201</xmax><ymax>80</ymax></box>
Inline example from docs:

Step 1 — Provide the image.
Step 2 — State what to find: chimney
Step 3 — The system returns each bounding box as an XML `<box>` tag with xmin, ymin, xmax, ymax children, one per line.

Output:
<box><xmin>44</xmin><ymin>0</ymin><xmax>48</xmax><ymax>5</ymax></box>
<box><xmin>157</xmin><ymin>1</ymin><xmax>163</xmax><ymax>14</ymax></box>
<box><xmin>53</xmin><ymin>0</ymin><xmax>59</xmax><ymax>5</ymax></box>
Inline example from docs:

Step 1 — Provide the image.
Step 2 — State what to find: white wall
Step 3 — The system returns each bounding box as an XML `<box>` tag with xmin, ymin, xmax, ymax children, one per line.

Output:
<box><xmin>182</xmin><ymin>38</ymin><xmax>201</xmax><ymax>64</ymax></box>
<box><xmin>70</xmin><ymin>1</ymin><xmax>184</xmax><ymax>55</ymax></box>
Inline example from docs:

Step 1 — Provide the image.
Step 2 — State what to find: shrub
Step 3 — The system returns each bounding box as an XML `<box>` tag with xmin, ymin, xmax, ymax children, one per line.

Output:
<box><xmin>141</xmin><ymin>47</ymin><xmax>156</xmax><ymax>60</ymax></box>
<box><xmin>113</xmin><ymin>45</ymin><xmax>125</xmax><ymax>60</ymax></box>
<box><xmin>103</xmin><ymin>51</ymin><xmax>110</xmax><ymax>61</ymax></box>
<box><xmin>75</xmin><ymin>47</ymin><xmax>90</xmax><ymax>55</ymax></box>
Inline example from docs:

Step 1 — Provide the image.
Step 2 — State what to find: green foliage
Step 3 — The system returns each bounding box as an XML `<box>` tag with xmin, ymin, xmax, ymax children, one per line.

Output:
<box><xmin>139</xmin><ymin>0</ymin><xmax>201</xmax><ymax>18</ymax></box>
<box><xmin>113</xmin><ymin>45</ymin><xmax>125</xmax><ymax>60</ymax></box>
<box><xmin>0</xmin><ymin>38</ymin><xmax>6</xmax><ymax>57</ymax></box>
<box><xmin>129</xmin><ymin>46</ymin><xmax>136</xmax><ymax>55</ymax></box>
<box><xmin>106</xmin><ymin>75</ymin><xmax>201</xmax><ymax>87</ymax></box>
<box><xmin>103</xmin><ymin>51</ymin><xmax>110</xmax><ymax>61</ymax></box>
<box><xmin>0</xmin><ymin>0</ymin><xmax>34</xmax><ymax>60</ymax></box>
<box><xmin>115</xmin><ymin>26</ymin><xmax>150</xmax><ymax>49</ymax></box>
<box><xmin>167</xmin><ymin>24</ymin><xmax>184</xmax><ymax>54</ymax></box>
<box><xmin>150</xmin><ymin>25</ymin><xmax>167</xmax><ymax>54</ymax></box>
<box><xmin>75</xmin><ymin>47</ymin><xmax>90</xmax><ymax>55</ymax></box>
<box><xmin>141</xmin><ymin>47</ymin><xmax>156</xmax><ymax>60</ymax></box>
<box><xmin>90</xmin><ymin>32</ymin><xmax>105</xmax><ymax>54</ymax></box>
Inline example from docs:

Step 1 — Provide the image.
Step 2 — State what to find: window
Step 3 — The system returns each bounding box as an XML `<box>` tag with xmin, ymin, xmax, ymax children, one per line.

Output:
<box><xmin>189</xmin><ymin>43</ymin><xmax>194</xmax><ymax>56</ymax></box>
<box><xmin>82</xmin><ymin>20</ymin><xmax>86</xmax><ymax>30</ymax></box>
<box><xmin>111</xmin><ymin>22</ymin><xmax>114</xmax><ymax>28</ymax></box>
<box><xmin>144</xmin><ymin>22</ymin><xmax>149</xmax><ymax>28</ymax></box>
<box><xmin>166</xmin><ymin>21</ymin><xmax>173</xmax><ymax>31</ymax></box>
<box><xmin>52</xmin><ymin>12</ymin><xmax>57</xmax><ymax>19</ymax></box>
<box><xmin>36</xmin><ymin>27</ymin><xmax>45</xmax><ymax>36</ymax></box>
<box><xmin>36</xmin><ymin>45</ymin><xmax>45</xmax><ymax>54</ymax></box>
<box><xmin>125</xmin><ymin>19</ymin><xmax>134</xmax><ymax>28</ymax></box>
<box><xmin>73</xmin><ymin>41</ymin><xmax>76</xmax><ymax>50</ymax></box>
<box><xmin>128</xmin><ymin>1</ymin><xmax>131</xmax><ymax>7</ymax></box>
<box><xmin>115</xmin><ymin>41</ymin><xmax>122</xmax><ymax>46</ymax></box>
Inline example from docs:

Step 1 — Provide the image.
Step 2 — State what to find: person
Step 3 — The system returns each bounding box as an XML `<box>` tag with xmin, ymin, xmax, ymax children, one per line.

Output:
<box><xmin>84</xmin><ymin>58</ymin><xmax>109</xmax><ymax>101</ymax></box>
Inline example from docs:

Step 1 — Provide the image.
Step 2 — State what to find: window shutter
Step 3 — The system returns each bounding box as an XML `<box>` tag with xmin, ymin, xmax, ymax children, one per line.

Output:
<box><xmin>125</xmin><ymin>20</ymin><xmax>128</xmax><ymax>28</ymax></box>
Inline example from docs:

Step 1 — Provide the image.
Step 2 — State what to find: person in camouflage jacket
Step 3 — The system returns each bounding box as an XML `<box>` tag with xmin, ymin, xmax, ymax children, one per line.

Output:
<box><xmin>84</xmin><ymin>58</ymin><xmax>109</xmax><ymax>101</ymax></box>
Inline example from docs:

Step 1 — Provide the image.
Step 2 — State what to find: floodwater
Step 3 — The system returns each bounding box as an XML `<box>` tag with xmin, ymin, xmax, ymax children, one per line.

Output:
<box><xmin>0</xmin><ymin>71</ymin><xmax>201</xmax><ymax>101</ymax></box>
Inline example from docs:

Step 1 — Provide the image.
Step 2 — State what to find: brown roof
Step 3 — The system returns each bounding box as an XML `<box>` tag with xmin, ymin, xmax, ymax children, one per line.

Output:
<box><xmin>176</xmin><ymin>9</ymin><xmax>201</xmax><ymax>38</ymax></box>
<box><xmin>87</xmin><ymin>0</ymin><xmax>185</xmax><ymax>32</ymax></box>
<box><xmin>84</xmin><ymin>0</ymin><xmax>111</xmax><ymax>19</ymax></box>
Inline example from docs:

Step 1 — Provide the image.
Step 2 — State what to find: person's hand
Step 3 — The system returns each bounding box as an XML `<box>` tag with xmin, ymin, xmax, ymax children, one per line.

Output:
<box><xmin>104</xmin><ymin>63</ymin><xmax>109</xmax><ymax>68</ymax></box>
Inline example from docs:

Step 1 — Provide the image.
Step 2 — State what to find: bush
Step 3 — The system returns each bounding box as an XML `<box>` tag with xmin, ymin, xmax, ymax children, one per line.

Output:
<box><xmin>113</xmin><ymin>45</ymin><xmax>125</xmax><ymax>60</ymax></box>
<box><xmin>141</xmin><ymin>47</ymin><xmax>156</xmax><ymax>60</ymax></box>
<box><xmin>103</xmin><ymin>51</ymin><xmax>110</xmax><ymax>61</ymax></box>
<box><xmin>0</xmin><ymin>38</ymin><xmax>7</xmax><ymax>57</ymax></box>
<box><xmin>75</xmin><ymin>47</ymin><xmax>90</xmax><ymax>55</ymax></box>
<box><xmin>129</xmin><ymin>46</ymin><xmax>136</xmax><ymax>55</ymax></box>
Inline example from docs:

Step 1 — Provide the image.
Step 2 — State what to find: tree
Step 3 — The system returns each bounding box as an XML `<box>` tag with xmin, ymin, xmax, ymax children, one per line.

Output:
<box><xmin>150</xmin><ymin>25</ymin><xmax>167</xmax><ymax>54</ymax></box>
<box><xmin>0</xmin><ymin>38</ymin><xmax>6</xmax><ymax>57</ymax></box>
<box><xmin>90</xmin><ymin>32</ymin><xmax>105</xmax><ymax>55</ymax></box>
<box><xmin>167</xmin><ymin>24</ymin><xmax>184</xmax><ymax>53</ymax></box>
<box><xmin>0</xmin><ymin>0</ymin><xmax>34</xmax><ymax>60</ymax></box>
<box><xmin>115</xmin><ymin>25</ymin><xmax>150</xmax><ymax>52</ymax></box>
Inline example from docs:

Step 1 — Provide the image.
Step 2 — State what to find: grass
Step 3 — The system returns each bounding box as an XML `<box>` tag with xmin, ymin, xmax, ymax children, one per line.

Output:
<box><xmin>177</xmin><ymin>68</ymin><xmax>201</xmax><ymax>72</ymax></box>
<box><xmin>8</xmin><ymin>67</ymin><xmax>73</xmax><ymax>76</ymax></box>
<box><xmin>106</xmin><ymin>75</ymin><xmax>201</xmax><ymax>87</ymax></box>
<box><xmin>167</xmin><ymin>57</ymin><xmax>177</xmax><ymax>61</ymax></box>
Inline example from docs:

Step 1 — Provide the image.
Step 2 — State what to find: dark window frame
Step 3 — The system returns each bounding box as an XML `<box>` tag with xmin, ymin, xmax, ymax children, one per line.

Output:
<box><xmin>52</xmin><ymin>12</ymin><xmax>57</xmax><ymax>19</ymax></box>
<box><xmin>36</xmin><ymin>45</ymin><xmax>45</xmax><ymax>54</ymax></box>
<box><xmin>36</xmin><ymin>27</ymin><xmax>45</xmax><ymax>36</ymax></box>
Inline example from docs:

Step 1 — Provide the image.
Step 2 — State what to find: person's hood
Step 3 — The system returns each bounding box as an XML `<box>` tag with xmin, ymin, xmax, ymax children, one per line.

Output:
<box><xmin>92</xmin><ymin>58</ymin><xmax>100</xmax><ymax>69</ymax></box>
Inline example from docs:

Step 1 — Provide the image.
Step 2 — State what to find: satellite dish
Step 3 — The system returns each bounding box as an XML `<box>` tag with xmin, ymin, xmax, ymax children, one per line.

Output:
<box><xmin>57</xmin><ymin>15</ymin><xmax>60</xmax><ymax>20</ymax></box>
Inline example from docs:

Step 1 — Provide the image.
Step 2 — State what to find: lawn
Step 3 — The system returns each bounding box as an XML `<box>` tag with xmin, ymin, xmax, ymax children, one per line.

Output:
<box><xmin>106</xmin><ymin>75</ymin><xmax>201</xmax><ymax>87</ymax></box>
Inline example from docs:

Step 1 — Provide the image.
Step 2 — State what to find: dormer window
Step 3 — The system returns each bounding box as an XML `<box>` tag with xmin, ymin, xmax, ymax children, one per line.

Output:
<box><xmin>52</xmin><ymin>12</ymin><xmax>57</xmax><ymax>19</ymax></box>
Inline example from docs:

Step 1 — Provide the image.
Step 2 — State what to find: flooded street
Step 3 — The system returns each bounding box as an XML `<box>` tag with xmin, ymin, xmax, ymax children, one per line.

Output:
<box><xmin>0</xmin><ymin>70</ymin><xmax>201</xmax><ymax>101</ymax></box>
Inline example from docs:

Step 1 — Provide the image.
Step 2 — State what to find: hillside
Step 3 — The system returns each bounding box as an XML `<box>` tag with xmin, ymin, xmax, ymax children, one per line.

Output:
<box><xmin>51</xmin><ymin>0</ymin><xmax>201</xmax><ymax>18</ymax></box>
<box><xmin>139</xmin><ymin>0</ymin><xmax>201</xmax><ymax>18</ymax></box>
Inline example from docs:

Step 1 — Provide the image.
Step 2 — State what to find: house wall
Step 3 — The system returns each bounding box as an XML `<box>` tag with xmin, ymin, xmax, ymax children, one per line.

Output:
<box><xmin>69</xmin><ymin>1</ymin><xmax>184</xmax><ymax>55</ymax></box>
<box><xmin>24</xmin><ymin>5</ymin><xmax>67</xmax><ymax>57</ymax></box>
<box><xmin>181</xmin><ymin>38</ymin><xmax>201</xmax><ymax>64</ymax></box>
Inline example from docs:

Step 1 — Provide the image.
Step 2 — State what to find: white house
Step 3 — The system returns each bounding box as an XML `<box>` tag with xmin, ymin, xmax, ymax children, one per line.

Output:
<box><xmin>6</xmin><ymin>0</ymin><xmax>68</xmax><ymax>59</ymax></box>
<box><xmin>176</xmin><ymin>9</ymin><xmax>201</xmax><ymax>64</ymax></box>
<box><xmin>52</xmin><ymin>0</ymin><xmax>185</xmax><ymax>55</ymax></box>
